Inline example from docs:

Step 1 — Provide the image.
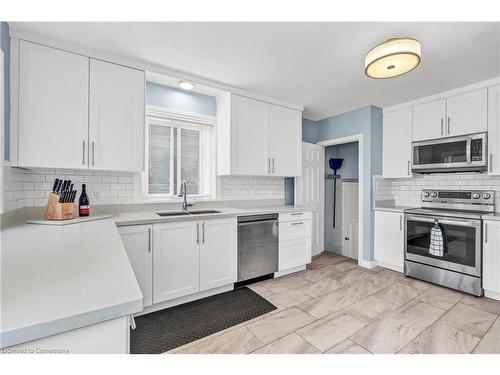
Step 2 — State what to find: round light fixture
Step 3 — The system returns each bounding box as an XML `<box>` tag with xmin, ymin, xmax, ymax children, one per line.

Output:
<box><xmin>365</xmin><ymin>38</ymin><xmax>421</xmax><ymax>79</ymax></box>
<box><xmin>179</xmin><ymin>81</ymin><xmax>195</xmax><ymax>90</ymax></box>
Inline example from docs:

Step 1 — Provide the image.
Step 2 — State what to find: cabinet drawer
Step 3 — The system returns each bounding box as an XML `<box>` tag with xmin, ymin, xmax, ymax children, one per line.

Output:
<box><xmin>279</xmin><ymin>238</ymin><xmax>311</xmax><ymax>271</ymax></box>
<box><xmin>279</xmin><ymin>211</ymin><xmax>312</xmax><ymax>222</ymax></box>
<box><xmin>279</xmin><ymin>220</ymin><xmax>311</xmax><ymax>241</ymax></box>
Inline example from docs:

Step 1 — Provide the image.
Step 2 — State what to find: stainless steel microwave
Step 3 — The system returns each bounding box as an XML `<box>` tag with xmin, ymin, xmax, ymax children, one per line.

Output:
<box><xmin>412</xmin><ymin>132</ymin><xmax>487</xmax><ymax>173</ymax></box>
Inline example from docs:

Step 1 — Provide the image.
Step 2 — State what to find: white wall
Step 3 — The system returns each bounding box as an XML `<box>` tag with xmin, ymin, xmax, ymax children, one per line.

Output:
<box><xmin>374</xmin><ymin>173</ymin><xmax>500</xmax><ymax>211</ymax></box>
<box><xmin>3</xmin><ymin>166</ymin><xmax>284</xmax><ymax>212</ymax></box>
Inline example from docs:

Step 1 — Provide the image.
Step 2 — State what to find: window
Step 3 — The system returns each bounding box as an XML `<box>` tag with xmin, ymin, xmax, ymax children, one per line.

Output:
<box><xmin>143</xmin><ymin>106</ymin><xmax>215</xmax><ymax>199</ymax></box>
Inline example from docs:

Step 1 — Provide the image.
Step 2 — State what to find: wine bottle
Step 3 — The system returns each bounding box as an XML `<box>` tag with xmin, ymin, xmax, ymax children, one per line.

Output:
<box><xmin>79</xmin><ymin>184</ymin><xmax>90</xmax><ymax>217</ymax></box>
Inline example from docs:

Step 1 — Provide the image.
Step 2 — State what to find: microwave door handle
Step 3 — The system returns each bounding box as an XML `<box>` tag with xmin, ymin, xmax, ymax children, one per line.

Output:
<box><xmin>466</xmin><ymin>137</ymin><xmax>472</xmax><ymax>165</ymax></box>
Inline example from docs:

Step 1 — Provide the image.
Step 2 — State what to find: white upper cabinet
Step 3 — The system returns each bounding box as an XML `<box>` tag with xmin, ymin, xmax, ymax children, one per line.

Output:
<box><xmin>16</xmin><ymin>41</ymin><xmax>145</xmax><ymax>171</ymax></box>
<box><xmin>412</xmin><ymin>99</ymin><xmax>446</xmax><ymax>141</ymax></box>
<box><xmin>18</xmin><ymin>41</ymin><xmax>90</xmax><ymax>169</ymax></box>
<box><xmin>269</xmin><ymin>104</ymin><xmax>302</xmax><ymax>176</ymax></box>
<box><xmin>383</xmin><ymin>107</ymin><xmax>413</xmax><ymax>178</ymax></box>
<box><xmin>217</xmin><ymin>93</ymin><xmax>302</xmax><ymax>177</ymax></box>
<box><xmin>488</xmin><ymin>85</ymin><xmax>500</xmax><ymax>175</ymax></box>
<box><xmin>228</xmin><ymin>95</ymin><xmax>269</xmax><ymax>176</ymax></box>
<box><xmin>446</xmin><ymin>88</ymin><xmax>487</xmax><ymax>137</ymax></box>
<box><xmin>89</xmin><ymin>60</ymin><xmax>145</xmax><ymax>172</ymax></box>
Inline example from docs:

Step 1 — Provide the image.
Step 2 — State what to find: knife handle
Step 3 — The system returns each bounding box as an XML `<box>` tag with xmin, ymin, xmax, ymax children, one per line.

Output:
<box><xmin>52</xmin><ymin>178</ymin><xmax>59</xmax><ymax>193</ymax></box>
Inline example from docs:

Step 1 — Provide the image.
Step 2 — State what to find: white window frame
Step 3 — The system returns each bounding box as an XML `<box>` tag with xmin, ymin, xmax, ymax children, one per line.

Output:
<box><xmin>140</xmin><ymin>105</ymin><xmax>216</xmax><ymax>202</ymax></box>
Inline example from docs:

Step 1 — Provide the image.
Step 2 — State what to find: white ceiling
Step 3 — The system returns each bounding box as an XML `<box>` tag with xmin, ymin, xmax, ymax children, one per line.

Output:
<box><xmin>10</xmin><ymin>22</ymin><xmax>500</xmax><ymax>120</ymax></box>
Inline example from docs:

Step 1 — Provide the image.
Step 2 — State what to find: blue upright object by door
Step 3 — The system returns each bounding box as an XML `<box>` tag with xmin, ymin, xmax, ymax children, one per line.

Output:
<box><xmin>327</xmin><ymin>158</ymin><xmax>343</xmax><ymax>228</ymax></box>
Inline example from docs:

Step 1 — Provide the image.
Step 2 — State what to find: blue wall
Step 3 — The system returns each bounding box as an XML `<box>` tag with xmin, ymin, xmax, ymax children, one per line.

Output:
<box><xmin>315</xmin><ymin>105</ymin><xmax>383</xmax><ymax>262</ymax></box>
<box><xmin>1</xmin><ymin>21</ymin><xmax>10</xmax><ymax>160</ymax></box>
<box><xmin>302</xmin><ymin>118</ymin><xmax>318</xmax><ymax>144</ymax></box>
<box><xmin>146</xmin><ymin>81</ymin><xmax>216</xmax><ymax>117</ymax></box>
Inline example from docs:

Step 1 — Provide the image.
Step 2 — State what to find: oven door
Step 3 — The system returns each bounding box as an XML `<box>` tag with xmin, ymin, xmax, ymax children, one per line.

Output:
<box><xmin>404</xmin><ymin>214</ymin><xmax>481</xmax><ymax>276</ymax></box>
<box><xmin>412</xmin><ymin>133</ymin><xmax>487</xmax><ymax>173</ymax></box>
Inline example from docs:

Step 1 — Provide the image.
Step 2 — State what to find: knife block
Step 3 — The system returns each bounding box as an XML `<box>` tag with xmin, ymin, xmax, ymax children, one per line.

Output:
<box><xmin>44</xmin><ymin>192</ymin><xmax>76</xmax><ymax>221</ymax></box>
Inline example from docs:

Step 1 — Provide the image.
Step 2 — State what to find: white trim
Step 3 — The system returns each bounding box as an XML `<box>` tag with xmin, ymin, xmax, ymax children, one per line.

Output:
<box><xmin>484</xmin><ymin>289</ymin><xmax>500</xmax><ymax>302</ymax></box>
<box><xmin>384</xmin><ymin>76</ymin><xmax>500</xmax><ymax>113</ymax></box>
<box><xmin>359</xmin><ymin>260</ymin><xmax>378</xmax><ymax>269</ymax></box>
<box><xmin>274</xmin><ymin>265</ymin><xmax>307</xmax><ymax>278</ymax></box>
<box><xmin>146</xmin><ymin>105</ymin><xmax>216</xmax><ymax>127</ymax></box>
<box><xmin>1</xmin><ymin>49</ymin><xmax>4</xmax><ymax>213</ymax></box>
<box><xmin>318</xmin><ymin>134</ymin><xmax>365</xmax><ymax>267</ymax></box>
<box><xmin>8</xmin><ymin>30</ymin><xmax>303</xmax><ymax>112</ymax></box>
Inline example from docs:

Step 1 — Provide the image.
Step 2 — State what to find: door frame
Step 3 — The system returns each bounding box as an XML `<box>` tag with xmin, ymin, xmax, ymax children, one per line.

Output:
<box><xmin>318</xmin><ymin>134</ymin><xmax>365</xmax><ymax>267</ymax></box>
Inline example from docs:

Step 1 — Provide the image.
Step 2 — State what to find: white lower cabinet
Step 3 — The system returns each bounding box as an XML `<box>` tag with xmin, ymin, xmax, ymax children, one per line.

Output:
<box><xmin>118</xmin><ymin>225</ymin><xmax>153</xmax><ymax>307</ymax></box>
<box><xmin>199</xmin><ymin>218</ymin><xmax>237</xmax><ymax>291</ymax></box>
<box><xmin>483</xmin><ymin>220</ymin><xmax>500</xmax><ymax>301</ymax></box>
<box><xmin>278</xmin><ymin>213</ymin><xmax>312</xmax><ymax>274</ymax></box>
<box><xmin>153</xmin><ymin>221</ymin><xmax>200</xmax><ymax>304</ymax></box>
<box><xmin>374</xmin><ymin>210</ymin><xmax>404</xmax><ymax>273</ymax></box>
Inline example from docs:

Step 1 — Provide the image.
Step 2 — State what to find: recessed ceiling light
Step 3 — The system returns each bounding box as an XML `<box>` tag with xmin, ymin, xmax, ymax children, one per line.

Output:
<box><xmin>365</xmin><ymin>38</ymin><xmax>421</xmax><ymax>79</ymax></box>
<box><xmin>179</xmin><ymin>81</ymin><xmax>195</xmax><ymax>90</ymax></box>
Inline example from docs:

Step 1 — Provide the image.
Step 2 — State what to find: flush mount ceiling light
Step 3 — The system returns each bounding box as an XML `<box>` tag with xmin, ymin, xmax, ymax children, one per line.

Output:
<box><xmin>365</xmin><ymin>38</ymin><xmax>421</xmax><ymax>79</ymax></box>
<box><xmin>179</xmin><ymin>81</ymin><xmax>195</xmax><ymax>90</ymax></box>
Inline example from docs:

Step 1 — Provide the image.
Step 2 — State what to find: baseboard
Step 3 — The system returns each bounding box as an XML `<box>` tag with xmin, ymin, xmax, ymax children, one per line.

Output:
<box><xmin>358</xmin><ymin>259</ymin><xmax>379</xmax><ymax>269</ymax></box>
<box><xmin>484</xmin><ymin>289</ymin><xmax>500</xmax><ymax>301</ymax></box>
<box><xmin>375</xmin><ymin>260</ymin><xmax>403</xmax><ymax>273</ymax></box>
<box><xmin>135</xmin><ymin>284</ymin><xmax>234</xmax><ymax>317</ymax></box>
<box><xmin>274</xmin><ymin>265</ymin><xmax>306</xmax><ymax>278</ymax></box>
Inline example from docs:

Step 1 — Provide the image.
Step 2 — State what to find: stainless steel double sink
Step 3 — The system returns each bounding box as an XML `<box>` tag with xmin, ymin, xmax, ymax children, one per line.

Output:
<box><xmin>156</xmin><ymin>210</ymin><xmax>222</xmax><ymax>217</ymax></box>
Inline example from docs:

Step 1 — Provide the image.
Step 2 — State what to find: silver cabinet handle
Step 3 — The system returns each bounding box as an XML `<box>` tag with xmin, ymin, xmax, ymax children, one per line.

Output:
<box><xmin>291</xmin><ymin>221</ymin><xmax>304</xmax><ymax>226</ymax></box>
<box><xmin>267</xmin><ymin>158</ymin><xmax>271</xmax><ymax>173</ymax></box>
<box><xmin>202</xmin><ymin>222</ymin><xmax>205</xmax><ymax>244</ymax></box>
<box><xmin>272</xmin><ymin>158</ymin><xmax>275</xmax><ymax>173</ymax></box>
<box><xmin>129</xmin><ymin>314</ymin><xmax>136</xmax><ymax>330</ymax></box>
<box><xmin>92</xmin><ymin>141</ymin><xmax>95</xmax><ymax>166</ymax></box>
<box><xmin>407</xmin><ymin>160</ymin><xmax>410</xmax><ymax>176</ymax></box>
<box><xmin>291</xmin><ymin>212</ymin><xmax>303</xmax><ymax>216</ymax></box>
<box><xmin>82</xmin><ymin>140</ymin><xmax>86</xmax><ymax>165</ymax></box>
<box><xmin>485</xmin><ymin>222</ymin><xmax>488</xmax><ymax>243</ymax></box>
<box><xmin>490</xmin><ymin>153</ymin><xmax>493</xmax><ymax>172</ymax></box>
<box><xmin>148</xmin><ymin>227</ymin><xmax>151</xmax><ymax>252</ymax></box>
<box><xmin>196</xmin><ymin>223</ymin><xmax>199</xmax><ymax>244</ymax></box>
<box><xmin>399</xmin><ymin>215</ymin><xmax>403</xmax><ymax>231</ymax></box>
<box><xmin>447</xmin><ymin>117</ymin><xmax>451</xmax><ymax>135</ymax></box>
<box><xmin>440</xmin><ymin>118</ymin><xmax>444</xmax><ymax>135</ymax></box>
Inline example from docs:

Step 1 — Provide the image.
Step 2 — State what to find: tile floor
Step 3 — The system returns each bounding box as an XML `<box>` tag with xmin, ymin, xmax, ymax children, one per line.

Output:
<box><xmin>167</xmin><ymin>252</ymin><xmax>500</xmax><ymax>354</ymax></box>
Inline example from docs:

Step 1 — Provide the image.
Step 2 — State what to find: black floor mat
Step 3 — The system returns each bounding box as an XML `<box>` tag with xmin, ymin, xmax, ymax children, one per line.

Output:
<box><xmin>130</xmin><ymin>287</ymin><xmax>277</xmax><ymax>354</ymax></box>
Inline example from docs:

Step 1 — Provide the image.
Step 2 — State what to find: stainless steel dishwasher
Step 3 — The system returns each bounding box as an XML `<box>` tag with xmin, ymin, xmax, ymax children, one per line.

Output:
<box><xmin>237</xmin><ymin>213</ymin><xmax>279</xmax><ymax>282</ymax></box>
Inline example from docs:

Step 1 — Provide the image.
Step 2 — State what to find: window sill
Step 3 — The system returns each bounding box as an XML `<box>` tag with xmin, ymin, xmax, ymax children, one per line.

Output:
<box><xmin>135</xmin><ymin>195</ymin><xmax>218</xmax><ymax>204</ymax></box>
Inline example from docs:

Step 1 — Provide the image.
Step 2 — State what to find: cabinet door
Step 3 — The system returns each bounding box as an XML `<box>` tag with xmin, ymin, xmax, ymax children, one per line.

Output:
<box><xmin>488</xmin><ymin>86</ymin><xmax>500</xmax><ymax>175</ymax></box>
<box><xmin>18</xmin><ymin>41</ymin><xmax>89</xmax><ymax>168</ymax></box>
<box><xmin>279</xmin><ymin>238</ymin><xmax>311</xmax><ymax>271</ymax></box>
<box><xmin>446</xmin><ymin>88</ymin><xmax>487</xmax><ymax>137</ymax></box>
<box><xmin>383</xmin><ymin>108</ymin><xmax>413</xmax><ymax>178</ymax></box>
<box><xmin>374</xmin><ymin>211</ymin><xmax>404</xmax><ymax>272</ymax></box>
<box><xmin>199</xmin><ymin>218</ymin><xmax>237</xmax><ymax>291</ymax></box>
<box><xmin>269</xmin><ymin>104</ymin><xmax>302</xmax><ymax>176</ymax></box>
<box><xmin>89</xmin><ymin>59</ymin><xmax>145</xmax><ymax>172</ymax></box>
<box><xmin>153</xmin><ymin>221</ymin><xmax>199</xmax><ymax>303</ymax></box>
<box><xmin>483</xmin><ymin>220</ymin><xmax>500</xmax><ymax>295</ymax></box>
<box><xmin>230</xmin><ymin>95</ymin><xmax>269</xmax><ymax>175</ymax></box>
<box><xmin>412</xmin><ymin>99</ymin><xmax>446</xmax><ymax>141</ymax></box>
<box><xmin>118</xmin><ymin>225</ymin><xmax>153</xmax><ymax>307</ymax></box>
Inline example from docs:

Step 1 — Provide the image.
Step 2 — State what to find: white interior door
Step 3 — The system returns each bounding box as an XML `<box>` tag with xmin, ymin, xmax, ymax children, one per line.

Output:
<box><xmin>341</xmin><ymin>181</ymin><xmax>359</xmax><ymax>260</ymax></box>
<box><xmin>295</xmin><ymin>142</ymin><xmax>324</xmax><ymax>256</ymax></box>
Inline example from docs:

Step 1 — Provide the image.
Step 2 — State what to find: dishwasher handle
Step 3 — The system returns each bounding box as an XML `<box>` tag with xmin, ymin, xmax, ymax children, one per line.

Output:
<box><xmin>238</xmin><ymin>219</ymin><xmax>278</xmax><ymax>226</ymax></box>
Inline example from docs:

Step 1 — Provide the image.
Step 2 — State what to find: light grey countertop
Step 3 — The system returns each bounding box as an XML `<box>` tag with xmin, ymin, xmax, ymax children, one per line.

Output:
<box><xmin>373</xmin><ymin>200</ymin><xmax>417</xmax><ymax>213</ymax></box>
<box><xmin>0</xmin><ymin>219</ymin><xmax>143</xmax><ymax>348</ymax></box>
<box><xmin>0</xmin><ymin>203</ymin><xmax>310</xmax><ymax>348</ymax></box>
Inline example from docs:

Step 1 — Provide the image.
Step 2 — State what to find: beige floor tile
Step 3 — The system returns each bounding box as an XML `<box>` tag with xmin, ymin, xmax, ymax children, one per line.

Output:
<box><xmin>416</xmin><ymin>285</ymin><xmax>464</xmax><ymax>310</ymax></box>
<box><xmin>266</xmin><ymin>272</ymin><xmax>311</xmax><ymax>292</ymax></box>
<box><xmin>266</xmin><ymin>288</ymin><xmax>315</xmax><ymax>309</ymax></box>
<box><xmin>461</xmin><ymin>295</ymin><xmax>500</xmax><ymax>315</ymax></box>
<box><xmin>297</xmin><ymin>310</ymin><xmax>372</xmax><ymax>352</ymax></box>
<box><xmin>301</xmin><ymin>277</ymin><xmax>346</xmax><ymax>298</ymax></box>
<box><xmin>307</xmin><ymin>253</ymin><xmax>348</xmax><ymax>269</ymax></box>
<box><xmin>375</xmin><ymin>282</ymin><xmax>425</xmax><ymax>306</ymax></box>
<box><xmin>345</xmin><ymin>295</ymin><xmax>399</xmax><ymax>321</ymax></box>
<box><xmin>324</xmin><ymin>339</ymin><xmax>371</xmax><ymax>354</ymax></box>
<box><xmin>252</xmin><ymin>333</ymin><xmax>320</xmax><ymax>354</ymax></box>
<box><xmin>398</xmin><ymin>277</ymin><xmax>433</xmax><ymax>292</ymax></box>
<box><xmin>438</xmin><ymin>302</ymin><xmax>497</xmax><ymax>338</ymax></box>
<box><xmin>350</xmin><ymin>301</ymin><xmax>445</xmax><ymax>354</ymax></box>
<box><xmin>346</xmin><ymin>270</ymin><xmax>403</xmax><ymax>299</ymax></box>
<box><xmin>473</xmin><ymin>316</ymin><xmax>500</xmax><ymax>353</ymax></box>
<box><xmin>398</xmin><ymin>322</ymin><xmax>480</xmax><ymax>354</ymax></box>
<box><xmin>176</xmin><ymin>327</ymin><xmax>263</xmax><ymax>354</ymax></box>
<box><xmin>332</xmin><ymin>268</ymin><xmax>372</xmax><ymax>284</ymax></box>
<box><xmin>298</xmin><ymin>286</ymin><xmax>362</xmax><ymax>319</ymax></box>
<box><xmin>246</xmin><ymin>306</ymin><xmax>315</xmax><ymax>344</ymax></box>
<box><xmin>327</xmin><ymin>260</ymin><xmax>360</xmax><ymax>274</ymax></box>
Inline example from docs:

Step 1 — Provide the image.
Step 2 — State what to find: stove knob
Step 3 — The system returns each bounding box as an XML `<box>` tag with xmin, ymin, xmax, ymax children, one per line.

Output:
<box><xmin>483</xmin><ymin>193</ymin><xmax>491</xmax><ymax>199</ymax></box>
<box><xmin>472</xmin><ymin>193</ymin><xmax>481</xmax><ymax>199</ymax></box>
<box><xmin>431</xmin><ymin>192</ymin><xmax>438</xmax><ymax>198</ymax></box>
<box><xmin>423</xmin><ymin>192</ymin><xmax>430</xmax><ymax>198</ymax></box>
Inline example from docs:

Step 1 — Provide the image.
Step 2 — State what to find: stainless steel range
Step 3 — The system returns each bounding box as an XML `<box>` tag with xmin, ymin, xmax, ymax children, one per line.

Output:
<box><xmin>404</xmin><ymin>189</ymin><xmax>494</xmax><ymax>296</ymax></box>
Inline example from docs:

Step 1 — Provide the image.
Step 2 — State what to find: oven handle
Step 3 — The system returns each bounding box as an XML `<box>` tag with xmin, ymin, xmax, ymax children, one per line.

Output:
<box><xmin>404</xmin><ymin>214</ymin><xmax>481</xmax><ymax>228</ymax></box>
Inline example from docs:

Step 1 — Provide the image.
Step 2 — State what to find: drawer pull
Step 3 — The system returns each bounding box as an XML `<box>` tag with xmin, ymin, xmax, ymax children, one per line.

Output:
<box><xmin>291</xmin><ymin>222</ymin><xmax>305</xmax><ymax>226</ymax></box>
<box><xmin>291</xmin><ymin>212</ymin><xmax>303</xmax><ymax>216</ymax></box>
